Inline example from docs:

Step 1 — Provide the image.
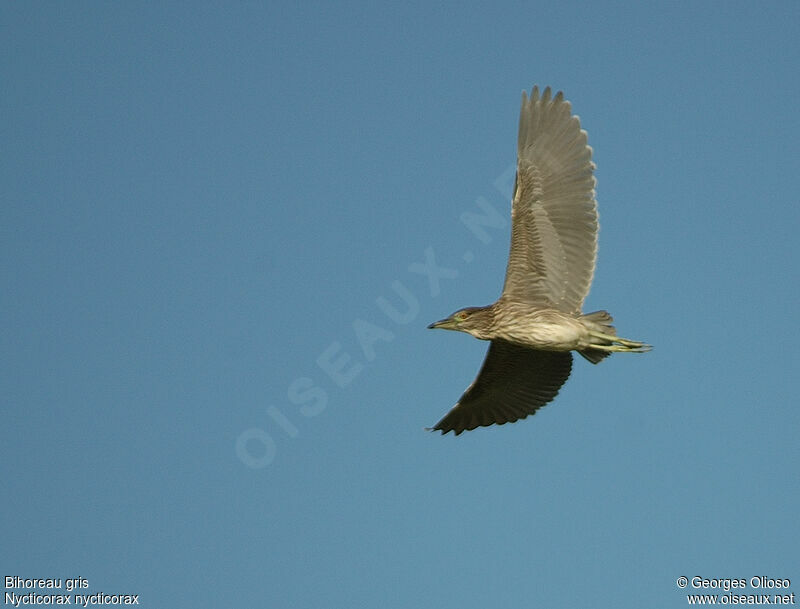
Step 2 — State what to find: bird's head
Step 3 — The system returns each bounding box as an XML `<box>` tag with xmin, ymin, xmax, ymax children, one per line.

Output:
<box><xmin>427</xmin><ymin>306</ymin><xmax>494</xmax><ymax>340</ymax></box>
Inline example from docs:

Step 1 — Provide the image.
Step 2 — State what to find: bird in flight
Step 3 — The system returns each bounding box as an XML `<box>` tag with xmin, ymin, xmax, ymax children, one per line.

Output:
<box><xmin>428</xmin><ymin>86</ymin><xmax>651</xmax><ymax>435</ymax></box>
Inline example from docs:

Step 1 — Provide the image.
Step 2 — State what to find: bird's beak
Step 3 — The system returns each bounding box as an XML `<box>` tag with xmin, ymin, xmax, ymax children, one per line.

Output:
<box><xmin>428</xmin><ymin>318</ymin><xmax>454</xmax><ymax>330</ymax></box>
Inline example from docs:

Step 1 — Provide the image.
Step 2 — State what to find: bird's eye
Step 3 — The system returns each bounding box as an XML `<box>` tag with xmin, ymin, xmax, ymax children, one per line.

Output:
<box><xmin>455</xmin><ymin>311</ymin><xmax>468</xmax><ymax>322</ymax></box>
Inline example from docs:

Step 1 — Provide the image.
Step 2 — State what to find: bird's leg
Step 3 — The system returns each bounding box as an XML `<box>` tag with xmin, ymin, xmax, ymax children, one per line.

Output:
<box><xmin>587</xmin><ymin>330</ymin><xmax>652</xmax><ymax>352</ymax></box>
<box><xmin>586</xmin><ymin>343</ymin><xmax>651</xmax><ymax>353</ymax></box>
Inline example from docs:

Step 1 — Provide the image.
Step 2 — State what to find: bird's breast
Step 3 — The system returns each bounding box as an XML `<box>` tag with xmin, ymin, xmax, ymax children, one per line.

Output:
<box><xmin>492</xmin><ymin>308</ymin><xmax>585</xmax><ymax>351</ymax></box>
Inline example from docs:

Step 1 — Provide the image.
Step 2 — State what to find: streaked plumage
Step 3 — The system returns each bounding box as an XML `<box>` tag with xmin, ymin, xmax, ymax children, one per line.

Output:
<box><xmin>428</xmin><ymin>86</ymin><xmax>650</xmax><ymax>435</ymax></box>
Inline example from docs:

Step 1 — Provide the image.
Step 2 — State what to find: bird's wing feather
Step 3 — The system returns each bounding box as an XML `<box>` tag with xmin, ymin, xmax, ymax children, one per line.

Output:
<box><xmin>431</xmin><ymin>341</ymin><xmax>572</xmax><ymax>435</ymax></box>
<box><xmin>501</xmin><ymin>86</ymin><xmax>598</xmax><ymax>313</ymax></box>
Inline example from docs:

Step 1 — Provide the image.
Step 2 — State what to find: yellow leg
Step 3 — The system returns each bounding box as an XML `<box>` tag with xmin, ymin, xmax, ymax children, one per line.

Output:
<box><xmin>588</xmin><ymin>331</ymin><xmax>652</xmax><ymax>352</ymax></box>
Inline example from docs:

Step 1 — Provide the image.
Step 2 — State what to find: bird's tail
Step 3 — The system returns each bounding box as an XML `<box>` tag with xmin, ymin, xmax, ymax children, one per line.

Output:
<box><xmin>578</xmin><ymin>310</ymin><xmax>651</xmax><ymax>364</ymax></box>
<box><xmin>578</xmin><ymin>311</ymin><xmax>616</xmax><ymax>363</ymax></box>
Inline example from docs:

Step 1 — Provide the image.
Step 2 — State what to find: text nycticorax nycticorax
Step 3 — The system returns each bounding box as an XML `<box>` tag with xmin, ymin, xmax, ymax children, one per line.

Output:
<box><xmin>428</xmin><ymin>86</ymin><xmax>651</xmax><ymax>435</ymax></box>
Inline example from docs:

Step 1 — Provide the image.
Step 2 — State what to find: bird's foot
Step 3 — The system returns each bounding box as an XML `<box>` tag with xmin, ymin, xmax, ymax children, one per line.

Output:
<box><xmin>587</xmin><ymin>331</ymin><xmax>652</xmax><ymax>353</ymax></box>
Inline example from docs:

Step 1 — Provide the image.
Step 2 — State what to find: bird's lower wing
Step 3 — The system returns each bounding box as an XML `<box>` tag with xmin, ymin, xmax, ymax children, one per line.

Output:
<box><xmin>431</xmin><ymin>341</ymin><xmax>572</xmax><ymax>435</ymax></box>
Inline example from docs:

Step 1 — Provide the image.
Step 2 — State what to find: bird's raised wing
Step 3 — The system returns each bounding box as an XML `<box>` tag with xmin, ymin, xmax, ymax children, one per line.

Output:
<box><xmin>431</xmin><ymin>341</ymin><xmax>572</xmax><ymax>435</ymax></box>
<box><xmin>501</xmin><ymin>86</ymin><xmax>598</xmax><ymax>313</ymax></box>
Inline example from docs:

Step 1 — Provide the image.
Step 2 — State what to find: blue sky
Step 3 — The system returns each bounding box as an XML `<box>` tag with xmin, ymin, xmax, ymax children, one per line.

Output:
<box><xmin>3</xmin><ymin>2</ymin><xmax>798</xmax><ymax>607</ymax></box>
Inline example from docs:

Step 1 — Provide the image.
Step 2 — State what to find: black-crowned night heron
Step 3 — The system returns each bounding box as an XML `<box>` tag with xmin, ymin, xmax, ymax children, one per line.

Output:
<box><xmin>428</xmin><ymin>86</ymin><xmax>651</xmax><ymax>435</ymax></box>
